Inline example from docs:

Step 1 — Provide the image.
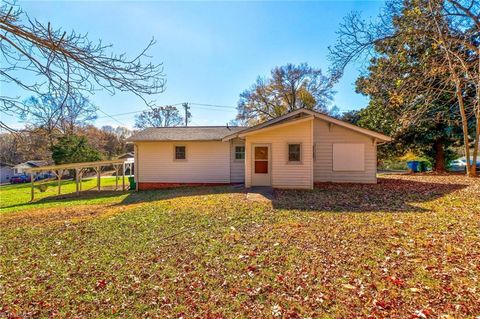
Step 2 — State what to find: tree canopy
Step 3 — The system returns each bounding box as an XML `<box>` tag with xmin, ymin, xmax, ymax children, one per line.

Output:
<box><xmin>330</xmin><ymin>0</ymin><xmax>479</xmax><ymax>175</ymax></box>
<box><xmin>236</xmin><ymin>63</ymin><xmax>335</xmax><ymax>125</ymax></box>
<box><xmin>51</xmin><ymin>134</ymin><xmax>101</xmax><ymax>165</ymax></box>
<box><xmin>134</xmin><ymin>105</ymin><xmax>185</xmax><ymax>129</ymax></box>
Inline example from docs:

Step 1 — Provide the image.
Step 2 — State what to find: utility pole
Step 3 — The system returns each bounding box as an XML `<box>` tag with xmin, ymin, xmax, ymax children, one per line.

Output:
<box><xmin>182</xmin><ymin>102</ymin><xmax>190</xmax><ymax>126</ymax></box>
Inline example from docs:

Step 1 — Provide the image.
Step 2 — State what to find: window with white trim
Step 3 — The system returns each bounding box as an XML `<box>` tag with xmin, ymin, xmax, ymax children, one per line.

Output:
<box><xmin>288</xmin><ymin>144</ymin><xmax>301</xmax><ymax>162</ymax></box>
<box><xmin>235</xmin><ymin>146</ymin><xmax>245</xmax><ymax>160</ymax></box>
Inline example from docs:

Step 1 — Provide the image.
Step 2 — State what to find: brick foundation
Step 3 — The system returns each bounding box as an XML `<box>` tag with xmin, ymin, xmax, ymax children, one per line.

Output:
<box><xmin>138</xmin><ymin>182</ymin><xmax>235</xmax><ymax>190</ymax></box>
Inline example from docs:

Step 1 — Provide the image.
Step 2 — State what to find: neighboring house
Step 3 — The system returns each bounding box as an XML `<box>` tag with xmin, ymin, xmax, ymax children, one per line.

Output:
<box><xmin>118</xmin><ymin>152</ymin><xmax>134</xmax><ymax>161</ymax></box>
<box><xmin>117</xmin><ymin>152</ymin><xmax>135</xmax><ymax>175</ymax></box>
<box><xmin>13</xmin><ymin>160</ymin><xmax>49</xmax><ymax>176</ymax></box>
<box><xmin>0</xmin><ymin>163</ymin><xmax>14</xmax><ymax>184</ymax></box>
<box><xmin>128</xmin><ymin>108</ymin><xmax>391</xmax><ymax>190</ymax></box>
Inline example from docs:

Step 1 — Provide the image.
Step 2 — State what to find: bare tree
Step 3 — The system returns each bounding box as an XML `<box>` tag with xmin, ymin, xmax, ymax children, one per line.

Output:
<box><xmin>20</xmin><ymin>93</ymin><xmax>97</xmax><ymax>144</ymax></box>
<box><xmin>134</xmin><ymin>105</ymin><xmax>184</xmax><ymax>128</ymax></box>
<box><xmin>237</xmin><ymin>63</ymin><xmax>334</xmax><ymax>125</ymax></box>
<box><xmin>0</xmin><ymin>1</ymin><xmax>165</xmax><ymax>131</ymax></box>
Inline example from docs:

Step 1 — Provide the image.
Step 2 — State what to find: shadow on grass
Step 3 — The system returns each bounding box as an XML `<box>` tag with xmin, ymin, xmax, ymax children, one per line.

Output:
<box><xmin>272</xmin><ymin>178</ymin><xmax>468</xmax><ymax>212</ymax></box>
<box><xmin>3</xmin><ymin>185</ymin><xmax>244</xmax><ymax>211</ymax></box>
<box><xmin>3</xmin><ymin>177</ymin><xmax>468</xmax><ymax>214</ymax></box>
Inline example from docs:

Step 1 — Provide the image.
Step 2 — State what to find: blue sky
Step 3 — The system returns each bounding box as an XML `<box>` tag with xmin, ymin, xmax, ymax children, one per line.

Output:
<box><xmin>5</xmin><ymin>1</ymin><xmax>385</xmax><ymax>129</ymax></box>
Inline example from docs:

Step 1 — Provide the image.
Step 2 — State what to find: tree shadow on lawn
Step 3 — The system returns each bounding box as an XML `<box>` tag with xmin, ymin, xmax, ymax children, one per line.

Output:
<box><xmin>4</xmin><ymin>185</ymin><xmax>244</xmax><ymax>211</ymax></box>
<box><xmin>4</xmin><ymin>177</ymin><xmax>469</xmax><ymax>214</ymax></box>
<box><xmin>272</xmin><ymin>177</ymin><xmax>468</xmax><ymax>212</ymax></box>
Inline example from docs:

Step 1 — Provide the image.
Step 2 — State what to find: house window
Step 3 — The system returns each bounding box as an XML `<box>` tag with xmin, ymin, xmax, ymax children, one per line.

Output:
<box><xmin>175</xmin><ymin>146</ymin><xmax>186</xmax><ymax>160</ymax></box>
<box><xmin>288</xmin><ymin>144</ymin><xmax>301</xmax><ymax>162</ymax></box>
<box><xmin>235</xmin><ymin>146</ymin><xmax>245</xmax><ymax>160</ymax></box>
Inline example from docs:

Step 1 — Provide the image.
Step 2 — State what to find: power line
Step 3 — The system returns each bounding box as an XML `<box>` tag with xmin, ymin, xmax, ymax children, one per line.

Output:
<box><xmin>96</xmin><ymin>102</ymin><xmax>236</xmax><ymax>120</ymax></box>
<box><xmin>193</xmin><ymin>106</ymin><xmax>235</xmax><ymax>113</ymax></box>
<box><xmin>97</xmin><ymin>109</ymin><xmax>126</xmax><ymax>126</ymax></box>
<box><xmin>189</xmin><ymin>102</ymin><xmax>237</xmax><ymax>109</ymax></box>
<box><xmin>96</xmin><ymin>110</ymin><xmax>144</xmax><ymax>119</ymax></box>
<box><xmin>96</xmin><ymin>102</ymin><xmax>185</xmax><ymax>119</ymax></box>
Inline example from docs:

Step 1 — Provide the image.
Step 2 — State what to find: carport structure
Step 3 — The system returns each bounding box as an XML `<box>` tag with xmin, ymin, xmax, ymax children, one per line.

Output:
<box><xmin>26</xmin><ymin>159</ymin><xmax>132</xmax><ymax>201</ymax></box>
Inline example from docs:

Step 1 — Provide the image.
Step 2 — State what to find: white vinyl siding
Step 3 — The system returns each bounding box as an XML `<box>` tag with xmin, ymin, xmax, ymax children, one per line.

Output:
<box><xmin>313</xmin><ymin>118</ymin><xmax>377</xmax><ymax>183</ymax></box>
<box><xmin>230</xmin><ymin>138</ymin><xmax>245</xmax><ymax>183</ymax></box>
<box><xmin>136</xmin><ymin>141</ymin><xmax>230</xmax><ymax>183</ymax></box>
<box><xmin>245</xmin><ymin>119</ymin><xmax>313</xmax><ymax>189</ymax></box>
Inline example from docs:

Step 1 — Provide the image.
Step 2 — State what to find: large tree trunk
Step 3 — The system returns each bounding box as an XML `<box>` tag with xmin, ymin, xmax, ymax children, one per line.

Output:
<box><xmin>433</xmin><ymin>138</ymin><xmax>446</xmax><ymax>172</ymax></box>
<box><xmin>470</xmin><ymin>115</ymin><xmax>479</xmax><ymax>177</ymax></box>
<box><xmin>454</xmin><ymin>84</ymin><xmax>473</xmax><ymax>176</ymax></box>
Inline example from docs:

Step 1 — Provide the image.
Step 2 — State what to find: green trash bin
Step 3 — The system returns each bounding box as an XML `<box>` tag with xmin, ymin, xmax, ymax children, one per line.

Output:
<box><xmin>128</xmin><ymin>176</ymin><xmax>136</xmax><ymax>190</ymax></box>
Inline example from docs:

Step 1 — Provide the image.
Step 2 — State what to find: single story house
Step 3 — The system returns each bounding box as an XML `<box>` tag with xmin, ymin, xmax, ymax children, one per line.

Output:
<box><xmin>0</xmin><ymin>162</ymin><xmax>14</xmax><ymax>184</ymax></box>
<box><xmin>13</xmin><ymin>160</ymin><xmax>49</xmax><ymax>176</ymax></box>
<box><xmin>128</xmin><ymin>108</ymin><xmax>391</xmax><ymax>190</ymax></box>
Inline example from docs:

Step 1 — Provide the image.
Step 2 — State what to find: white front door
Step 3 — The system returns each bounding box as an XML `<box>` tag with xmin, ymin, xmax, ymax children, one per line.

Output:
<box><xmin>251</xmin><ymin>144</ymin><xmax>271</xmax><ymax>186</ymax></box>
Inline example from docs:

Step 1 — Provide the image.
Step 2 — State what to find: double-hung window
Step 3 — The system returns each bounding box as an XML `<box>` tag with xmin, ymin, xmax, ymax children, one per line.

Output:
<box><xmin>235</xmin><ymin>146</ymin><xmax>245</xmax><ymax>160</ymax></box>
<box><xmin>288</xmin><ymin>144</ymin><xmax>301</xmax><ymax>162</ymax></box>
<box><xmin>175</xmin><ymin>146</ymin><xmax>186</xmax><ymax>160</ymax></box>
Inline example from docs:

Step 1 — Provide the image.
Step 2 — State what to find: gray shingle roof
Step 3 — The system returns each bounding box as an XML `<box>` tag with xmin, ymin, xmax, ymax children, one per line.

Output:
<box><xmin>127</xmin><ymin>126</ymin><xmax>247</xmax><ymax>142</ymax></box>
<box><xmin>14</xmin><ymin>160</ymin><xmax>50</xmax><ymax>168</ymax></box>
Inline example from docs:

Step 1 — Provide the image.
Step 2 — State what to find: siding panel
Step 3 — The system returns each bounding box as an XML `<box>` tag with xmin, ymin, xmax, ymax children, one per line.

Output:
<box><xmin>136</xmin><ymin>141</ymin><xmax>231</xmax><ymax>183</ymax></box>
<box><xmin>313</xmin><ymin>119</ymin><xmax>377</xmax><ymax>183</ymax></box>
<box><xmin>245</xmin><ymin>119</ymin><xmax>313</xmax><ymax>189</ymax></box>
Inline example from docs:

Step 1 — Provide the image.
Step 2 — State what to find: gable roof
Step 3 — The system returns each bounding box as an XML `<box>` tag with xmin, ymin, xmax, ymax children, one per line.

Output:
<box><xmin>127</xmin><ymin>126</ymin><xmax>247</xmax><ymax>142</ymax></box>
<box><xmin>223</xmin><ymin>108</ymin><xmax>392</xmax><ymax>142</ymax></box>
<box><xmin>117</xmin><ymin>152</ymin><xmax>135</xmax><ymax>159</ymax></box>
<box><xmin>14</xmin><ymin>160</ymin><xmax>49</xmax><ymax>168</ymax></box>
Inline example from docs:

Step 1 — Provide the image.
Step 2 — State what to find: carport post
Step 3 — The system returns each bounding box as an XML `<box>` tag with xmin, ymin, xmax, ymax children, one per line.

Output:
<box><xmin>79</xmin><ymin>169</ymin><xmax>83</xmax><ymax>191</ymax></box>
<box><xmin>97</xmin><ymin>166</ymin><xmax>101</xmax><ymax>192</ymax></box>
<box><xmin>75</xmin><ymin>168</ymin><xmax>80</xmax><ymax>195</ymax></box>
<box><xmin>57</xmin><ymin>170</ymin><xmax>62</xmax><ymax>195</ymax></box>
<box><xmin>114</xmin><ymin>165</ymin><xmax>119</xmax><ymax>190</ymax></box>
<box><xmin>30</xmin><ymin>172</ymin><xmax>34</xmax><ymax>201</ymax></box>
<box><xmin>122</xmin><ymin>162</ymin><xmax>125</xmax><ymax>191</ymax></box>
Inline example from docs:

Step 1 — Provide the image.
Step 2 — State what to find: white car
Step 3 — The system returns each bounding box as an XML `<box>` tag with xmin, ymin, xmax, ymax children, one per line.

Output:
<box><xmin>449</xmin><ymin>157</ymin><xmax>480</xmax><ymax>172</ymax></box>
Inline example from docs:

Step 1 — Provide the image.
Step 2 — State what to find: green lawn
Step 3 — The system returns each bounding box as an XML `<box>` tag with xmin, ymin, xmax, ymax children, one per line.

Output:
<box><xmin>1</xmin><ymin>175</ymin><xmax>479</xmax><ymax>318</ymax></box>
<box><xmin>0</xmin><ymin>176</ymin><xmax>129</xmax><ymax>214</ymax></box>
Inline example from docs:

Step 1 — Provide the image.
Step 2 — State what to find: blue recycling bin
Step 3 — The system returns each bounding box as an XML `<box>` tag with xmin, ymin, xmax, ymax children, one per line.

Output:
<box><xmin>406</xmin><ymin>161</ymin><xmax>420</xmax><ymax>172</ymax></box>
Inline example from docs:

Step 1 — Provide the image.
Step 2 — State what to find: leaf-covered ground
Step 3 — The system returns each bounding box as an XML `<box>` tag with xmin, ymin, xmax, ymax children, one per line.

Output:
<box><xmin>1</xmin><ymin>174</ymin><xmax>479</xmax><ymax>318</ymax></box>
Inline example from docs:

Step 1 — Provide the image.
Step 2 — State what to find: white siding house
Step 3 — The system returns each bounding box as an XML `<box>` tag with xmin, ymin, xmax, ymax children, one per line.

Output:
<box><xmin>0</xmin><ymin>163</ymin><xmax>14</xmax><ymax>184</ymax></box>
<box><xmin>128</xmin><ymin>108</ymin><xmax>391</xmax><ymax>190</ymax></box>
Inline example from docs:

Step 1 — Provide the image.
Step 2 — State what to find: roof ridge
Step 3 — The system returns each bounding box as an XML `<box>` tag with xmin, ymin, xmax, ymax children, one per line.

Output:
<box><xmin>146</xmin><ymin>126</ymin><xmax>246</xmax><ymax>128</ymax></box>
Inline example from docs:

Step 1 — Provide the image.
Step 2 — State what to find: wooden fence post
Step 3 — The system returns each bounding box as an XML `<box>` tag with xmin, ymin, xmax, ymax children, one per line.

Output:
<box><xmin>57</xmin><ymin>170</ymin><xmax>62</xmax><ymax>195</ymax></box>
<box><xmin>30</xmin><ymin>172</ymin><xmax>34</xmax><ymax>201</ymax></box>
<box><xmin>75</xmin><ymin>168</ymin><xmax>80</xmax><ymax>195</ymax></box>
<box><xmin>122</xmin><ymin>162</ymin><xmax>126</xmax><ymax>191</ymax></box>
<box><xmin>79</xmin><ymin>169</ymin><xmax>83</xmax><ymax>191</ymax></box>
<box><xmin>114</xmin><ymin>165</ymin><xmax>119</xmax><ymax>191</ymax></box>
<box><xmin>97</xmin><ymin>166</ymin><xmax>101</xmax><ymax>192</ymax></box>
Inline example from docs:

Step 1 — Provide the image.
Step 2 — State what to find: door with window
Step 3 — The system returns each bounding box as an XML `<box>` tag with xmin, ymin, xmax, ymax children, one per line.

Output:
<box><xmin>251</xmin><ymin>144</ymin><xmax>271</xmax><ymax>186</ymax></box>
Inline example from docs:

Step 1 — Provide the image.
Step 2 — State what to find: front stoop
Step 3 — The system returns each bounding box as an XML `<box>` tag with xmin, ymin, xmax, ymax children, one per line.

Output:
<box><xmin>246</xmin><ymin>186</ymin><xmax>274</xmax><ymax>202</ymax></box>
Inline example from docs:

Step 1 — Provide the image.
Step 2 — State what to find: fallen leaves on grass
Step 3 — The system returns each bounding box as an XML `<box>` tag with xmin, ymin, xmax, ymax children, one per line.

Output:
<box><xmin>0</xmin><ymin>175</ymin><xmax>479</xmax><ymax>318</ymax></box>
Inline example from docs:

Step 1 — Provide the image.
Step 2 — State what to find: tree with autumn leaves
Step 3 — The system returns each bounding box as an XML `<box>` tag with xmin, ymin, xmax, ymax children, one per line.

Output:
<box><xmin>331</xmin><ymin>0</ymin><xmax>479</xmax><ymax>176</ymax></box>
